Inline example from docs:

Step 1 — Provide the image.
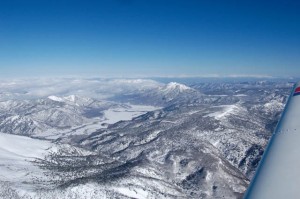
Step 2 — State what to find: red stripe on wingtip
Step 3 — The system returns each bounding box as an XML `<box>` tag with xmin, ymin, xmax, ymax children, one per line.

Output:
<box><xmin>295</xmin><ymin>87</ymin><xmax>300</xmax><ymax>93</ymax></box>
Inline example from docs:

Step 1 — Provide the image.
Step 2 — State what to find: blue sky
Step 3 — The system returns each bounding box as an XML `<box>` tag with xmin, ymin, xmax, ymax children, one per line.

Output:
<box><xmin>0</xmin><ymin>0</ymin><xmax>299</xmax><ymax>78</ymax></box>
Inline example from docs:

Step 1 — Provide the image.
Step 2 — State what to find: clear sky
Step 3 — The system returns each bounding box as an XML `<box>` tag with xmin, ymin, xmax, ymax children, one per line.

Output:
<box><xmin>0</xmin><ymin>0</ymin><xmax>299</xmax><ymax>78</ymax></box>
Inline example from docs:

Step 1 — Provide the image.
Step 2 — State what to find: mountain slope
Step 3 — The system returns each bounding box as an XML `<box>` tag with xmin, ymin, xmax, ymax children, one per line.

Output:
<box><xmin>0</xmin><ymin>80</ymin><xmax>293</xmax><ymax>199</ymax></box>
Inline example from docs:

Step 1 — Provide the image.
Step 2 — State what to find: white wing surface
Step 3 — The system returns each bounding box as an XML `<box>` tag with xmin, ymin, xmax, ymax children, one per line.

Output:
<box><xmin>244</xmin><ymin>82</ymin><xmax>300</xmax><ymax>198</ymax></box>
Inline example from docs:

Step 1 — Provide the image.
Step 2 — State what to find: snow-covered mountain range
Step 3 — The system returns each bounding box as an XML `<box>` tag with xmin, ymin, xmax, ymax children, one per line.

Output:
<box><xmin>0</xmin><ymin>95</ymin><xmax>159</xmax><ymax>141</ymax></box>
<box><xmin>0</xmin><ymin>78</ymin><xmax>293</xmax><ymax>198</ymax></box>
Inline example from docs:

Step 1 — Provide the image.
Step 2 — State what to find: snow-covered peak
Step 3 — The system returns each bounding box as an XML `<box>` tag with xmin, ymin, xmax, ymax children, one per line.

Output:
<box><xmin>47</xmin><ymin>95</ymin><xmax>91</xmax><ymax>106</ymax></box>
<box><xmin>164</xmin><ymin>82</ymin><xmax>192</xmax><ymax>92</ymax></box>
<box><xmin>48</xmin><ymin>95</ymin><xmax>64</xmax><ymax>102</ymax></box>
<box><xmin>64</xmin><ymin>95</ymin><xmax>77</xmax><ymax>102</ymax></box>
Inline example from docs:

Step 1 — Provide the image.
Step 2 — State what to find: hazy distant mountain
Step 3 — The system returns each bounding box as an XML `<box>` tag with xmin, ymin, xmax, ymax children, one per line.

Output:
<box><xmin>111</xmin><ymin>82</ymin><xmax>202</xmax><ymax>106</ymax></box>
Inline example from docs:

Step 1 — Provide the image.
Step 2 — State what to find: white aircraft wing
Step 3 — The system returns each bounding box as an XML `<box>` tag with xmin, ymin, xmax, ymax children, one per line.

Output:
<box><xmin>244</xmin><ymin>82</ymin><xmax>300</xmax><ymax>198</ymax></box>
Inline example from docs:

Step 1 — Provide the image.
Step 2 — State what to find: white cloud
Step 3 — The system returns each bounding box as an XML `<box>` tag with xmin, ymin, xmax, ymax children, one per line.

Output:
<box><xmin>0</xmin><ymin>78</ymin><xmax>163</xmax><ymax>101</ymax></box>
